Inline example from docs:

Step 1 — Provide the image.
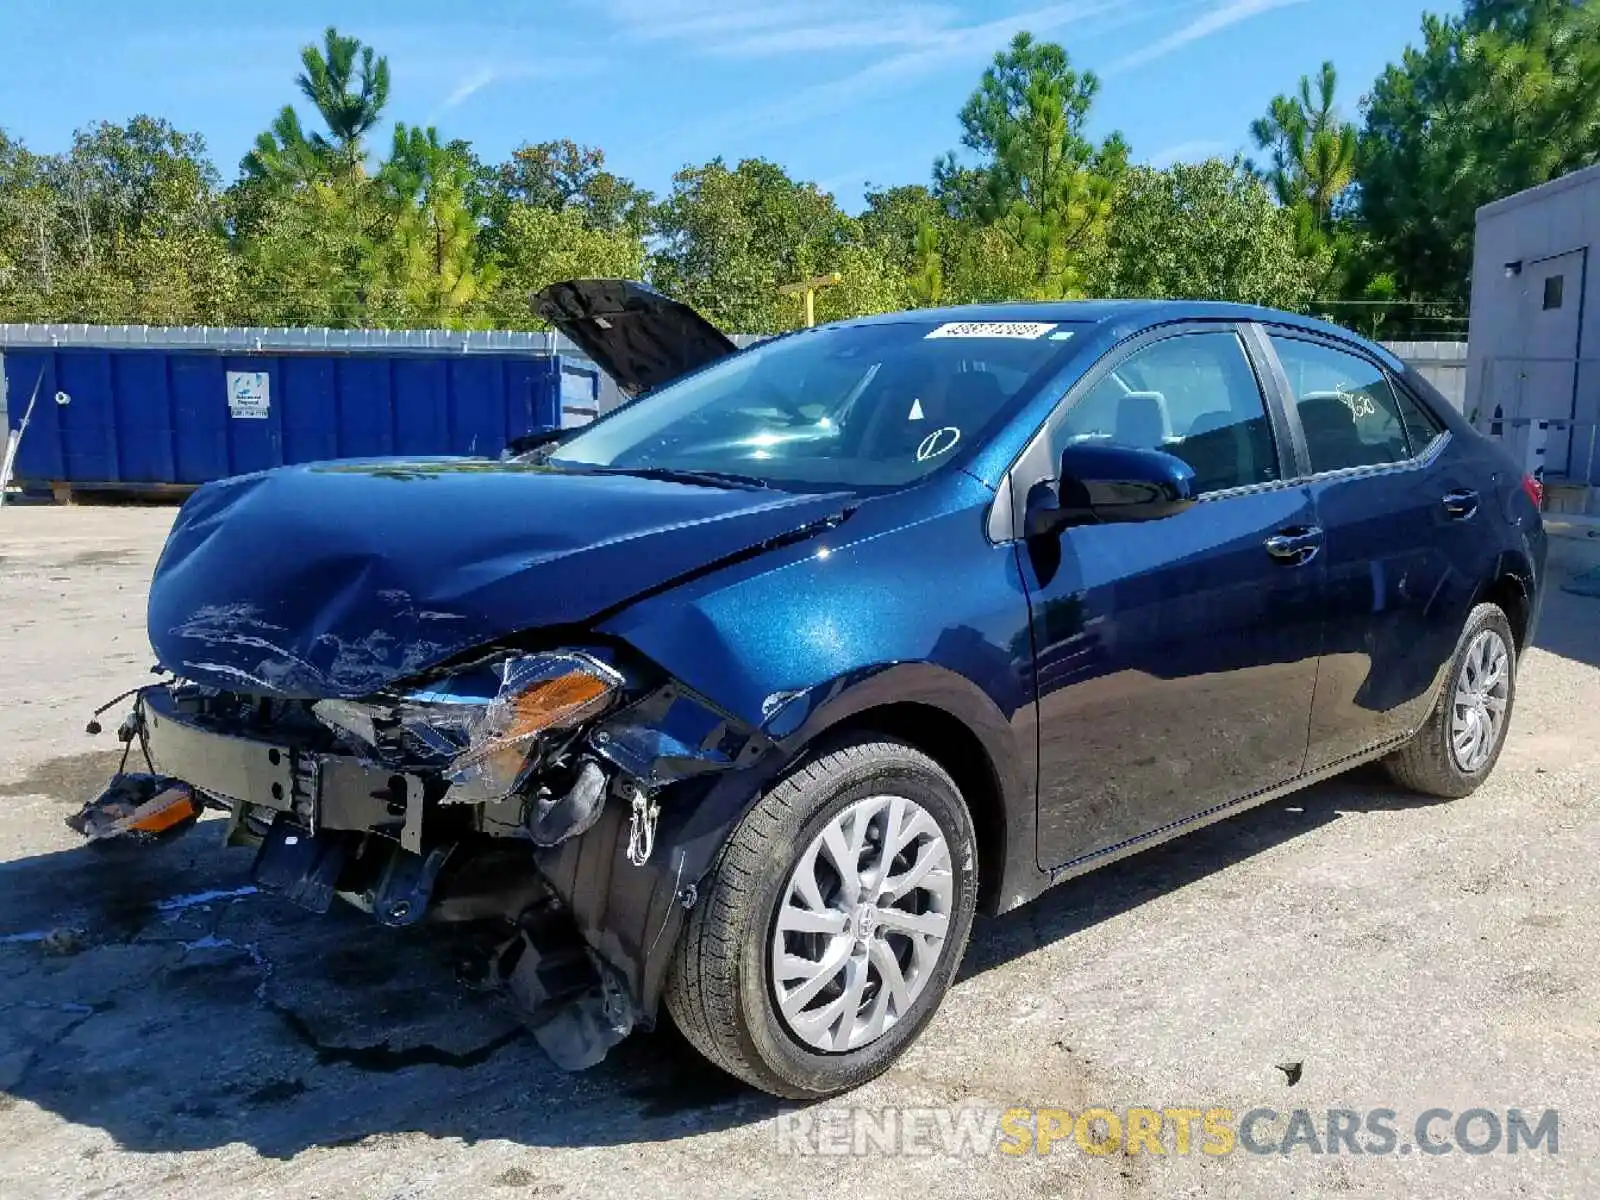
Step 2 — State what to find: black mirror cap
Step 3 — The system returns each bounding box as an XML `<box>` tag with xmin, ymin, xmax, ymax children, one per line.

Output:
<box><xmin>1028</xmin><ymin>442</ymin><xmax>1197</xmax><ymax>535</ymax></box>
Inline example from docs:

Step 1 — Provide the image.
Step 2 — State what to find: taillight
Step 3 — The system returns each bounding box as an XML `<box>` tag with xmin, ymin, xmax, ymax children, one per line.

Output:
<box><xmin>1521</xmin><ymin>474</ymin><xmax>1544</xmax><ymax>509</ymax></box>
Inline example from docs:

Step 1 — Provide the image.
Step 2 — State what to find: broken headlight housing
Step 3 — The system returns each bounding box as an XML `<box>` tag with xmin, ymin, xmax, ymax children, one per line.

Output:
<box><xmin>315</xmin><ymin>651</ymin><xmax>624</xmax><ymax>804</ymax></box>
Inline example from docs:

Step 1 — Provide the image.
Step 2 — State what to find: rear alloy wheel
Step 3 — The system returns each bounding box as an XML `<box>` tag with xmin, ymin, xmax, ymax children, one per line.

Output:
<box><xmin>666</xmin><ymin>737</ymin><xmax>978</xmax><ymax>1098</ymax></box>
<box><xmin>1385</xmin><ymin>602</ymin><xmax>1517</xmax><ymax>798</ymax></box>
<box><xmin>1449</xmin><ymin>627</ymin><xmax>1512</xmax><ymax>773</ymax></box>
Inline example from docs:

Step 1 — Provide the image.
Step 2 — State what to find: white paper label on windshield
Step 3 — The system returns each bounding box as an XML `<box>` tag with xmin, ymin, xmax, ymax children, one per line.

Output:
<box><xmin>925</xmin><ymin>321</ymin><xmax>1057</xmax><ymax>340</ymax></box>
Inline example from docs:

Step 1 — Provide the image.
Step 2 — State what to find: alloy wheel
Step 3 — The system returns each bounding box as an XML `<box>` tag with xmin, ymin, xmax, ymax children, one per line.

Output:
<box><xmin>1451</xmin><ymin>628</ymin><xmax>1511</xmax><ymax>773</ymax></box>
<box><xmin>770</xmin><ymin>793</ymin><xmax>953</xmax><ymax>1053</ymax></box>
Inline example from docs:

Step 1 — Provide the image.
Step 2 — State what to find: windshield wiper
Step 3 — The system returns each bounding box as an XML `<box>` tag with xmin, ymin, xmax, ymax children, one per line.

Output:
<box><xmin>581</xmin><ymin>465</ymin><xmax>774</xmax><ymax>490</ymax></box>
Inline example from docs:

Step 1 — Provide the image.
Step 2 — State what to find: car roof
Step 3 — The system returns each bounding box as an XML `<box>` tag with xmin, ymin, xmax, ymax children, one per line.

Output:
<box><xmin>839</xmin><ymin>299</ymin><xmax>1402</xmax><ymax>367</ymax></box>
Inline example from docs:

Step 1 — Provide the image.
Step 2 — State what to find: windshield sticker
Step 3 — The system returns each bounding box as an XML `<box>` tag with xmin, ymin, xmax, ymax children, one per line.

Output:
<box><xmin>925</xmin><ymin>321</ymin><xmax>1057</xmax><ymax>340</ymax></box>
<box><xmin>908</xmin><ymin>398</ymin><xmax>925</xmax><ymax>420</ymax></box>
<box><xmin>916</xmin><ymin>426</ymin><xmax>961</xmax><ymax>461</ymax></box>
<box><xmin>1049</xmin><ymin>329</ymin><xmax>1076</xmax><ymax>340</ymax></box>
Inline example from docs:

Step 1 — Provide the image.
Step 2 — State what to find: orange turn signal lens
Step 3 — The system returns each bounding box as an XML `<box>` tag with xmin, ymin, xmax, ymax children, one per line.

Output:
<box><xmin>502</xmin><ymin>670</ymin><xmax>613</xmax><ymax>741</ymax></box>
<box><xmin>447</xmin><ymin>659</ymin><xmax>620</xmax><ymax>785</ymax></box>
<box><xmin>129</xmin><ymin>791</ymin><xmax>200</xmax><ymax>835</ymax></box>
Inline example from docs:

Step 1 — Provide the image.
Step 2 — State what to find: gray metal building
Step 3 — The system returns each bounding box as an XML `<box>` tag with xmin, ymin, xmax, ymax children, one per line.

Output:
<box><xmin>1466</xmin><ymin>163</ymin><xmax>1600</xmax><ymax>509</ymax></box>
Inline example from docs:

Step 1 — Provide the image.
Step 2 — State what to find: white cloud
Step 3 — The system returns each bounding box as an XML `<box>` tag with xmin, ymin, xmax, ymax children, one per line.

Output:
<box><xmin>599</xmin><ymin>1</ymin><xmax>943</xmax><ymax>53</ymax></box>
<box><xmin>673</xmin><ymin>0</ymin><xmax>1167</xmax><ymax>143</ymax></box>
<box><xmin>441</xmin><ymin>66</ymin><xmax>497</xmax><ymax>111</ymax></box>
<box><xmin>1106</xmin><ymin>0</ymin><xmax>1307</xmax><ymax>74</ymax></box>
<box><xmin>1147</xmin><ymin>138</ymin><xmax>1232</xmax><ymax>167</ymax></box>
<box><xmin>598</xmin><ymin>0</ymin><xmax>1098</xmax><ymax>60</ymax></box>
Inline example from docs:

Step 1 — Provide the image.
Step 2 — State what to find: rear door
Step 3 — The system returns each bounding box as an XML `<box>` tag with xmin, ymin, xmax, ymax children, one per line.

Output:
<box><xmin>1261</xmin><ymin>329</ymin><xmax>1479</xmax><ymax>769</ymax></box>
<box><xmin>1015</xmin><ymin>324</ymin><xmax>1324</xmax><ymax>870</ymax></box>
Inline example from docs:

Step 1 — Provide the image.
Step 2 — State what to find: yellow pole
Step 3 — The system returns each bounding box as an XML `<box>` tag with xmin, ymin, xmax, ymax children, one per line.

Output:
<box><xmin>779</xmin><ymin>272</ymin><xmax>843</xmax><ymax>328</ymax></box>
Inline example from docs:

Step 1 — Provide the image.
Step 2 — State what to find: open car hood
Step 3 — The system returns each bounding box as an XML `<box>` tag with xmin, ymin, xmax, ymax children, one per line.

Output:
<box><xmin>534</xmin><ymin>279</ymin><xmax>738</xmax><ymax>398</ymax></box>
<box><xmin>147</xmin><ymin>459</ymin><xmax>850</xmax><ymax>699</ymax></box>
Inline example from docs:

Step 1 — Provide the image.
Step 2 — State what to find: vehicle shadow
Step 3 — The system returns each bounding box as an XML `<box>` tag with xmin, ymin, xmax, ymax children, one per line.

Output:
<box><xmin>960</xmin><ymin>763</ymin><xmax>1445</xmax><ymax>981</ymax></box>
<box><xmin>1530</xmin><ymin>583</ymin><xmax>1600</xmax><ymax>670</ymax></box>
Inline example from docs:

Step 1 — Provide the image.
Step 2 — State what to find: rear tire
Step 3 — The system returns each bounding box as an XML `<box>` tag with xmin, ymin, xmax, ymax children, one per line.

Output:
<box><xmin>1385</xmin><ymin>603</ymin><xmax>1517</xmax><ymax>798</ymax></box>
<box><xmin>665</xmin><ymin>736</ymin><xmax>978</xmax><ymax>1099</ymax></box>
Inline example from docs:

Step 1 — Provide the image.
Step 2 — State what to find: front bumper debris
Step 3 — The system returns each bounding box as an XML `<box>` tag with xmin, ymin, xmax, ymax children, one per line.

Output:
<box><xmin>67</xmin><ymin>773</ymin><xmax>200</xmax><ymax>843</ymax></box>
<box><xmin>69</xmin><ymin>671</ymin><xmax>772</xmax><ymax>1073</ymax></box>
<box><xmin>137</xmin><ymin>686</ymin><xmax>431</xmax><ymax>852</ymax></box>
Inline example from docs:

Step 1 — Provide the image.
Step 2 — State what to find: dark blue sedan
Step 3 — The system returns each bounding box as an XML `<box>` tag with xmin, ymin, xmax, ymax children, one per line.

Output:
<box><xmin>88</xmin><ymin>280</ymin><xmax>1547</xmax><ymax>1098</ymax></box>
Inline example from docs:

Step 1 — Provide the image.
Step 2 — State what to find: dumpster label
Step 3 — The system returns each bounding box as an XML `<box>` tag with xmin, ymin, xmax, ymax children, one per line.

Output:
<box><xmin>226</xmin><ymin>371</ymin><xmax>270</xmax><ymax>419</ymax></box>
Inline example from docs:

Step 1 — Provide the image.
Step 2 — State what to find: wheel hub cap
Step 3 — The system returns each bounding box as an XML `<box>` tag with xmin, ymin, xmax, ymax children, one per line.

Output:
<box><xmin>1451</xmin><ymin>628</ymin><xmax>1510</xmax><ymax>773</ymax></box>
<box><xmin>852</xmin><ymin>904</ymin><xmax>878</xmax><ymax>942</ymax></box>
<box><xmin>770</xmin><ymin>794</ymin><xmax>953</xmax><ymax>1053</ymax></box>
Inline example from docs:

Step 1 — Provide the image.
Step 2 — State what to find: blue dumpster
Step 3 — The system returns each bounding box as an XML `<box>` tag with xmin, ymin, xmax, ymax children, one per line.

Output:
<box><xmin>0</xmin><ymin>327</ymin><xmax>599</xmax><ymax>492</ymax></box>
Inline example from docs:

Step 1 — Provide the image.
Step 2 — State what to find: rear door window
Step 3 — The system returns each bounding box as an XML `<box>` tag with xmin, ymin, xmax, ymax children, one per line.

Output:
<box><xmin>1269</xmin><ymin>335</ymin><xmax>1411</xmax><ymax>474</ymax></box>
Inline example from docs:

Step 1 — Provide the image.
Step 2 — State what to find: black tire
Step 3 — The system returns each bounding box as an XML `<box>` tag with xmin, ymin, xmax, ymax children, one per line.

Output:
<box><xmin>664</xmin><ymin>736</ymin><xmax>979</xmax><ymax>1099</ymax></box>
<box><xmin>1384</xmin><ymin>602</ymin><xmax>1517</xmax><ymax>798</ymax></box>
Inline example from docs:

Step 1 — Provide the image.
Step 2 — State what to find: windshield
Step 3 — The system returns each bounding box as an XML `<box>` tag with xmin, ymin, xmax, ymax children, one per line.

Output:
<box><xmin>547</xmin><ymin>318</ymin><xmax>1087</xmax><ymax>491</ymax></box>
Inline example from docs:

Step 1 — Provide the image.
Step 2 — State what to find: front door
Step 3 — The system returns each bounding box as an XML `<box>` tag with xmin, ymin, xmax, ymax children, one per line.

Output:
<box><xmin>1019</xmin><ymin>327</ymin><xmax>1324</xmax><ymax>870</ymax></box>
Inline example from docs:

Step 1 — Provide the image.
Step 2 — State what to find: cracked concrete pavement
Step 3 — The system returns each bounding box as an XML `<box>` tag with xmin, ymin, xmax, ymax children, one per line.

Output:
<box><xmin>2</xmin><ymin>504</ymin><xmax>1599</xmax><ymax>1199</ymax></box>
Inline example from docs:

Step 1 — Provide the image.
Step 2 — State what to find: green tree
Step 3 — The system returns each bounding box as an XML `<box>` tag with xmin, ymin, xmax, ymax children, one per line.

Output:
<box><xmin>650</xmin><ymin>157</ymin><xmax>857</xmax><ymax>332</ymax></box>
<box><xmin>1095</xmin><ymin>159</ymin><xmax>1324</xmax><ymax>309</ymax></box>
<box><xmin>934</xmin><ymin>32</ymin><xmax>1128</xmax><ymax>298</ymax></box>
<box><xmin>909</xmin><ymin>222</ymin><xmax>944</xmax><ymax>307</ymax></box>
<box><xmin>0</xmin><ymin>118</ymin><xmax>237</xmax><ymax>323</ymax></box>
<box><xmin>486</xmin><ymin>205</ymin><xmax>645</xmax><ymax>327</ymax></box>
<box><xmin>858</xmin><ymin>184</ymin><xmax>940</xmax><ymax>274</ymax></box>
<box><xmin>1359</xmin><ymin>0</ymin><xmax>1600</xmax><ymax>305</ymax></box>
<box><xmin>858</xmin><ymin>184</ymin><xmax>945</xmax><ymax>305</ymax></box>
<box><xmin>941</xmin><ymin>222</ymin><xmax>1040</xmax><ymax>303</ymax></box>
<box><xmin>1249</xmin><ymin>62</ymin><xmax>1358</xmax><ymax>232</ymax></box>
<box><xmin>812</xmin><ymin>242</ymin><xmax>913</xmax><ymax>322</ymax></box>
<box><xmin>0</xmin><ymin>131</ymin><xmax>59</xmax><ymax>319</ymax></box>
<box><xmin>484</xmin><ymin>140</ymin><xmax>651</xmax><ymax>241</ymax></box>
<box><xmin>232</xmin><ymin>178</ymin><xmax>379</xmax><ymax>325</ymax></box>
<box><xmin>378</xmin><ymin>125</ymin><xmax>494</xmax><ymax>327</ymax></box>
<box><xmin>244</xmin><ymin>26</ymin><xmax>391</xmax><ymax>182</ymax></box>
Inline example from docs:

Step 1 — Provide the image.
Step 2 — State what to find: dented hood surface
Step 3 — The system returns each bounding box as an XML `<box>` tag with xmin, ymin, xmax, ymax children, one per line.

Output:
<box><xmin>148</xmin><ymin>459</ymin><xmax>850</xmax><ymax>698</ymax></box>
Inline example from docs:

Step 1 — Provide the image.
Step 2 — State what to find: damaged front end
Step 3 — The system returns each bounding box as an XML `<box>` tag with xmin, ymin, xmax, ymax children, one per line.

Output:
<box><xmin>72</xmin><ymin>646</ymin><xmax>773</xmax><ymax>1070</ymax></box>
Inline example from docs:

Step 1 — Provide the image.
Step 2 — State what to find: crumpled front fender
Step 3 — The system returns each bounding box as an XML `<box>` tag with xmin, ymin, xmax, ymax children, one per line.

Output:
<box><xmin>541</xmin><ymin>658</ymin><xmax>1026</xmax><ymax>1021</ymax></box>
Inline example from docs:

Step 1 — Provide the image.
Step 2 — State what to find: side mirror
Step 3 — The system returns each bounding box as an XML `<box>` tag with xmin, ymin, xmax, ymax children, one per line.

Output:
<box><xmin>1025</xmin><ymin>442</ymin><xmax>1196</xmax><ymax>537</ymax></box>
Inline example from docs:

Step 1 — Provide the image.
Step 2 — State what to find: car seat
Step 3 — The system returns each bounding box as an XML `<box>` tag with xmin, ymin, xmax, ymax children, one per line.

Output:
<box><xmin>1114</xmin><ymin>391</ymin><xmax>1167</xmax><ymax>450</ymax></box>
<box><xmin>1299</xmin><ymin>392</ymin><xmax>1378</xmax><ymax>471</ymax></box>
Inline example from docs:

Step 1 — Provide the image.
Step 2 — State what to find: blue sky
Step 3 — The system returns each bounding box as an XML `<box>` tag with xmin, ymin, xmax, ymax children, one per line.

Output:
<box><xmin>2</xmin><ymin>0</ymin><xmax>1443</xmax><ymax>210</ymax></box>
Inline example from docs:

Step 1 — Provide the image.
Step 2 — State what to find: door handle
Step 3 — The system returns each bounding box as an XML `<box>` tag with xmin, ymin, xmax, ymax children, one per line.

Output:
<box><xmin>1265</xmin><ymin>525</ymin><xmax>1323</xmax><ymax>565</ymax></box>
<box><xmin>1442</xmin><ymin>489</ymin><xmax>1479</xmax><ymax>520</ymax></box>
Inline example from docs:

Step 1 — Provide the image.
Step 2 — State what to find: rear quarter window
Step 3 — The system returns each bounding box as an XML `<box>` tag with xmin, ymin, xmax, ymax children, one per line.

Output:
<box><xmin>1393</xmin><ymin>380</ymin><xmax>1445</xmax><ymax>457</ymax></box>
